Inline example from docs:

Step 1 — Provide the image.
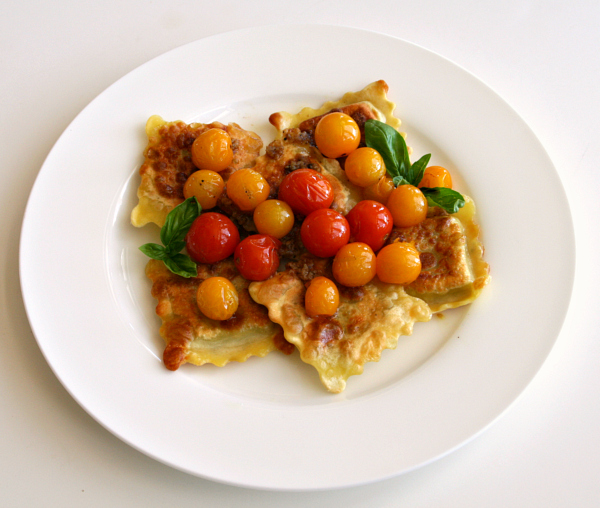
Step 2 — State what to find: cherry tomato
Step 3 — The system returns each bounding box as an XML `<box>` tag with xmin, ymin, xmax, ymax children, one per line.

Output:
<box><xmin>346</xmin><ymin>200</ymin><xmax>393</xmax><ymax>252</ymax></box>
<box><xmin>226</xmin><ymin>168</ymin><xmax>270</xmax><ymax>211</ymax></box>
<box><xmin>183</xmin><ymin>169</ymin><xmax>224</xmax><ymax>209</ymax></box>
<box><xmin>314</xmin><ymin>112</ymin><xmax>361</xmax><ymax>158</ymax></box>
<box><xmin>332</xmin><ymin>242</ymin><xmax>377</xmax><ymax>287</ymax></box>
<box><xmin>191</xmin><ymin>128</ymin><xmax>233</xmax><ymax>172</ymax></box>
<box><xmin>253</xmin><ymin>199</ymin><xmax>295</xmax><ymax>238</ymax></box>
<box><xmin>300</xmin><ymin>208</ymin><xmax>350</xmax><ymax>258</ymax></box>
<box><xmin>363</xmin><ymin>175</ymin><xmax>395</xmax><ymax>204</ymax></box>
<box><xmin>196</xmin><ymin>277</ymin><xmax>239</xmax><ymax>321</ymax></box>
<box><xmin>278</xmin><ymin>168</ymin><xmax>334</xmax><ymax>217</ymax></box>
<box><xmin>386</xmin><ymin>184</ymin><xmax>428</xmax><ymax>228</ymax></box>
<box><xmin>376</xmin><ymin>242</ymin><xmax>421</xmax><ymax>285</ymax></box>
<box><xmin>344</xmin><ymin>147</ymin><xmax>386</xmax><ymax>187</ymax></box>
<box><xmin>418</xmin><ymin>166</ymin><xmax>453</xmax><ymax>189</ymax></box>
<box><xmin>305</xmin><ymin>276</ymin><xmax>339</xmax><ymax>317</ymax></box>
<box><xmin>185</xmin><ymin>212</ymin><xmax>240</xmax><ymax>264</ymax></box>
<box><xmin>234</xmin><ymin>234</ymin><xmax>281</xmax><ymax>281</ymax></box>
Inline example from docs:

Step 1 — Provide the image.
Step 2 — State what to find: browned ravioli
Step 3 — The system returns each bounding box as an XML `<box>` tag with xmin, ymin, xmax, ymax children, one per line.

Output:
<box><xmin>146</xmin><ymin>258</ymin><xmax>285</xmax><ymax>370</ymax></box>
<box><xmin>131</xmin><ymin>115</ymin><xmax>263</xmax><ymax>228</ymax></box>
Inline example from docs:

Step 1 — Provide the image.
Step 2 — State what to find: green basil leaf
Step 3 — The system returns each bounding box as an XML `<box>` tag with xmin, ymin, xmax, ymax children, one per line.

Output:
<box><xmin>392</xmin><ymin>175</ymin><xmax>412</xmax><ymax>186</ymax></box>
<box><xmin>165</xmin><ymin>239</ymin><xmax>186</xmax><ymax>256</ymax></box>
<box><xmin>421</xmin><ymin>187</ymin><xmax>466</xmax><ymax>214</ymax></box>
<box><xmin>139</xmin><ymin>243</ymin><xmax>168</xmax><ymax>260</ymax></box>
<box><xmin>365</xmin><ymin>119</ymin><xmax>406</xmax><ymax>179</ymax></box>
<box><xmin>163</xmin><ymin>253</ymin><xmax>198</xmax><ymax>278</ymax></box>
<box><xmin>408</xmin><ymin>153</ymin><xmax>431</xmax><ymax>187</ymax></box>
<box><xmin>160</xmin><ymin>197</ymin><xmax>201</xmax><ymax>248</ymax></box>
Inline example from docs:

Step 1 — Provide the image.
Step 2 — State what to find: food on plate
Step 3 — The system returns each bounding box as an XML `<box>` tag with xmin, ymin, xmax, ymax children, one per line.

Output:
<box><xmin>145</xmin><ymin>258</ymin><xmax>284</xmax><ymax>370</ymax></box>
<box><xmin>134</xmin><ymin>80</ymin><xmax>490</xmax><ymax>391</ymax></box>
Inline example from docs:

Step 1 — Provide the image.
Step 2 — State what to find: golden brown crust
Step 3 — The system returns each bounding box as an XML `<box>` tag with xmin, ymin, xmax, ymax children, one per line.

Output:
<box><xmin>131</xmin><ymin>116</ymin><xmax>263</xmax><ymax>228</ymax></box>
<box><xmin>146</xmin><ymin>258</ymin><xmax>282</xmax><ymax>369</ymax></box>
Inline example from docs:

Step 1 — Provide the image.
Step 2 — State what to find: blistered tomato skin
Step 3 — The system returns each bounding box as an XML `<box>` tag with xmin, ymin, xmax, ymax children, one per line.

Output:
<box><xmin>386</xmin><ymin>185</ymin><xmax>428</xmax><ymax>228</ymax></box>
<box><xmin>300</xmin><ymin>208</ymin><xmax>350</xmax><ymax>258</ymax></box>
<box><xmin>419</xmin><ymin>166</ymin><xmax>453</xmax><ymax>189</ymax></box>
<box><xmin>191</xmin><ymin>128</ymin><xmax>233</xmax><ymax>172</ymax></box>
<box><xmin>226</xmin><ymin>168</ymin><xmax>270</xmax><ymax>211</ymax></box>
<box><xmin>185</xmin><ymin>212</ymin><xmax>240</xmax><ymax>264</ymax></box>
<box><xmin>346</xmin><ymin>200</ymin><xmax>393</xmax><ymax>252</ymax></box>
<box><xmin>278</xmin><ymin>168</ymin><xmax>334</xmax><ymax>217</ymax></box>
<box><xmin>332</xmin><ymin>242</ymin><xmax>377</xmax><ymax>287</ymax></box>
<box><xmin>234</xmin><ymin>234</ymin><xmax>281</xmax><ymax>281</ymax></box>
<box><xmin>183</xmin><ymin>170</ymin><xmax>224</xmax><ymax>209</ymax></box>
<box><xmin>196</xmin><ymin>277</ymin><xmax>239</xmax><ymax>321</ymax></box>
<box><xmin>344</xmin><ymin>147</ymin><xmax>386</xmax><ymax>187</ymax></box>
<box><xmin>376</xmin><ymin>242</ymin><xmax>422</xmax><ymax>285</ymax></box>
<box><xmin>253</xmin><ymin>199</ymin><xmax>294</xmax><ymax>238</ymax></box>
<box><xmin>305</xmin><ymin>276</ymin><xmax>340</xmax><ymax>317</ymax></box>
<box><xmin>314</xmin><ymin>112</ymin><xmax>361</xmax><ymax>159</ymax></box>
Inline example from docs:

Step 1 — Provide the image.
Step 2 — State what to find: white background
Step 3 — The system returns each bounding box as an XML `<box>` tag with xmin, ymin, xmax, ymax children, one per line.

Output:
<box><xmin>2</xmin><ymin>1</ymin><xmax>599</xmax><ymax>506</ymax></box>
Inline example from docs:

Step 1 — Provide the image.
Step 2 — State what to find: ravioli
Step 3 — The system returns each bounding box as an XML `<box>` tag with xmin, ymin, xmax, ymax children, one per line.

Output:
<box><xmin>131</xmin><ymin>115</ymin><xmax>263</xmax><ymax>228</ymax></box>
<box><xmin>249</xmin><ymin>270</ymin><xmax>431</xmax><ymax>393</ymax></box>
<box><xmin>388</xmin><ymin>197</ymin><xmax>490</xmax><ymax>312</ymax></box>
<box><xmin>146</xmin><ymin>258</ymin><xmax>284</xmax><ymax>370</ymax></box>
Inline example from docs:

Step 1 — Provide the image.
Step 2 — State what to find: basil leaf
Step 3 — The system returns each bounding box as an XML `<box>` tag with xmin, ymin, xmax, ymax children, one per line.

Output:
<box><xmin>365</xmin><ymin>120</ymin><xmax>405</xmax><ymax>179</ymax></box>
<box><xmin>139</xmin><ymin>243</ymin><xmax>168</xmax><ymax>260</ymax></box>
<box><xmin>392</xmin><ymin>175</ymin><xmax>412</xmax><ymax>186</ymax></box>
<box><xmin>163</xmin><ymin>253</ymin><xmax>198</xmax><ymax>278</ymax></box>
<box><xmin>165</xmin><ymin>239</ymin><xmax>186</xmax><ymax>256</ymax></box>
<box><xmin>160</xmin><ymin>197</ymin><xmax>201</xmax><ymax>248</ymax></box>
<box><xmin>421</xmin><ymin>187</ymin><xmax>466</xmax><ymax>214</ymax></box>
<box><xmin>408</xmin><ymin>153</ymin><xmax>431</xmax><ymax>187</ymax></box>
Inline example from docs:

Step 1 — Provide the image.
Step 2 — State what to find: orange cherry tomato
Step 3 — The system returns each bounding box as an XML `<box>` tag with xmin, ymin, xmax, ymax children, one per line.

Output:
<box><xmin>196</xmin><ymin>277</ymin><xmax>239</xmax><ymax>321</ymax></box>
<box><xmin>346</xmin><ymin>200</ymin><xmax>393</xmax><ymax>252</ymax></box>
<box><xmin>278</xmin><ymin>168</ymin><xmax>334</xmax><ymax>217</ymax></box>
<box><xmin>363</xmin><ymin>175</ymin><xmax>395</xmax><ymax>204</ymax></box>
<box><xmin>305</xmin><ymin>276</ymin><xmax>339</xmax><ymax>317</ymax></box>
<box><xmin>300</xmin><ymin>208</ymin><xmax>350</xmax><ymax>258</ymax></box>
<box><xmin>314</xmin><ymin>112</ymin><xmax>361</xmax><ymax>158</ymax></box>
<box><xmin>191</xmin><ymin>128</ymin><xmax>233</xmax><ymax>172</ymax></box>
<box><xmin>234</xmin><ymin>234</ymin><xmax>281</xmax><ymax>281</ymax></box>
<box><xmin>185</xmin><ymin>212</ymin><xmax>240</xmax><ymax>264</ymax></box>
<box><xmin>376</xmin><ymin>242</ymin><xmax>421</xmax><ymax>285</ymax></box>
<box><xmin>332</xmin><ymin>242</ymin><xmax>377</xmax><ymax>287</ymax></box>
<box><xmin>183</xmin><ymin>169</ymin><xmax>224</xmax><ymax>209</ymax></box>
<box><xmin>344</xmin><ymin>147</ymin><xmax>386</xmax><ymax>187</ymax></box>
<box><xmin>386</xmin><ymin>185</ymin><xmax>428</xmax><ymax>228</ymax></box>
<box><xmin>226</xmin><ymin>168</ymin><xmax>270</xmax><ymax>211</ymax></box>
<box><xmin>419</xmin><ymin>166</ymin><xmax>453</xmax><ymax>189</ymax></box>
<box><xmin>253</xmin><ymin>199</ymin><xmax>295</xmax><ymax>238</ymax></box>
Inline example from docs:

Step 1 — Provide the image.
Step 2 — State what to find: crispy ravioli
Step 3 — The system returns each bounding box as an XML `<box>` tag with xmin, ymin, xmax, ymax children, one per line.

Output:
<box><xmin>131</xmin><ymin>115</ymin><xmax>263</xmax><ymax>228</ymax></box>
<box><xmin>388</xmin><ymin>197</ymin><xmax>490</xmax><ymax>312</ymax></box>
<box><xmin>249</xmin><ymin>271</ymin><xmax>431</xmax><ymax>393</ymax></box>
<box><xmin>146</xmin><ymin>258</ymin><xmax>284</xmax><ymax>370</ymax></box>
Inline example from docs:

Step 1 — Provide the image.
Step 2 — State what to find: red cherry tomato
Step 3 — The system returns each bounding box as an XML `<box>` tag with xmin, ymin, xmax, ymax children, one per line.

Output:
<box><xmin>346</xmin><ymin>200</ymin><xmax>393</xmax><ymax>252</ymax></box>
<box><xmin>234</xmin><ymin>234</ymin><xmax>281</xmax><ymax>281</ymax></box>
<box><xmin>300</xmin><ymin>208</ymin><xmax>350</xmax><ymax>258</ymax></box>
<box><xmin>185</xmin><ymin>212</ymin><xmax>240</xmax><ymax>264</ymax></box>
<box><xmin>278</xmin><ymin>168</ymin><xmax>334</xmax><ymax>217</ymax></box>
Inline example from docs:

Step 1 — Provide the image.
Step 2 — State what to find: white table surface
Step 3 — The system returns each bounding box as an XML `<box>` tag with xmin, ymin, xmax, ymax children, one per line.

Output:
<box><xmin>3</xmin><ymin>1</ymin><xmax>599</xmax><ymax>505</ymax></box>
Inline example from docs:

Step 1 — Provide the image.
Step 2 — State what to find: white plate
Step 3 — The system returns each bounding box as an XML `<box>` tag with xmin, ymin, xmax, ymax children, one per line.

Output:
<box><xmin>20</xmin><ymin>25</ymin><xmax>574</xmax><ymax>490</ymax></box>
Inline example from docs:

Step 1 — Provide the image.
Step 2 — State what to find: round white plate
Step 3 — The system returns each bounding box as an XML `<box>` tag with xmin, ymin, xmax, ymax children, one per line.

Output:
<box><xmin>20</xmin><ymin>25</ymin><xmax>574</xmax><ymax>490</ymax></box>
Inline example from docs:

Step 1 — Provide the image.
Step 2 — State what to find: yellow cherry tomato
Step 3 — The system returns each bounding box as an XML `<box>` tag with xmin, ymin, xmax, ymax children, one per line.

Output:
<box><xmin>314</xmin><ymin>112</ymin><xmax>361</xmax><ymax>159</ymax></box>
<box><xmin>196</xmin><ymin>277</ymin><xmax>239</xmax><ymax>321</ymax></box>
<box><xmin>332</xmin><ymin>242</ymin><xmax>377</xmax><ymax>287</ymax></box>
<box><xmin>253</xmin><ymin>199</ymin><xmax>295</xmax><ymax>238</ymax></box>
<box><xmin>191</xmin><ymin>128</ymin><xmax>233</xmax><ymax>172</ymax></box>
<box><xmin>305</xmin><ymin>276</ymin><xmax>339</xmax><ymax>317</ymax></box>
<box><xmin>386</xmin><ymin>184</ymin><xmax>428</xmax><ymax>228</ymax></box>
<box><xmin>226</xmin><ymin>168</ymin><xmax>270</xmax><ymax>211</ymax></box>
<box><xmin>376</xmin><ymin>242</ymin><xmax>422</xmax><ymax>285</ymax></box>
<box><xmin>363</xmin><ymin>175</ymin><xmax>395</xmax><ymax>204</ymax></box>
<box><xmin>419</xmin><ymin>166</ymin><xmax>453</xmax><ymax>189</ymax></box>
<box><xmin>183</xmin><ymin>170</ymin><xmax>225</xmax><ymax>209</ymax></box>
<box><xmin>344</xmin><ymin>147</ymin><xmax>386</xmax><ymax>187</ymax></box>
